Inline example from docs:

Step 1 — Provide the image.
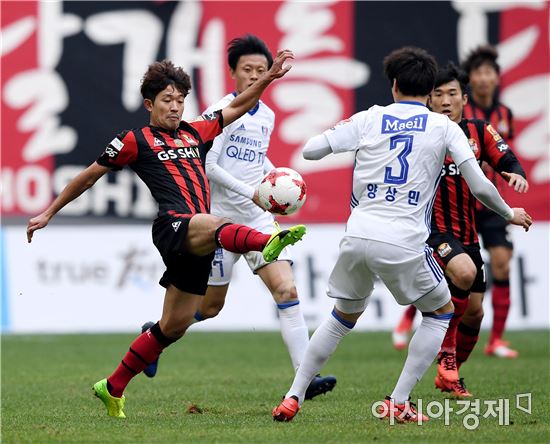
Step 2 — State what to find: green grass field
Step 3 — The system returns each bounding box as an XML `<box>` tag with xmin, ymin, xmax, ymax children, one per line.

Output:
<box><xmin>2</xmin><ymin>330</ymin><xmax>549</xmax><ymax>443</ymax></box>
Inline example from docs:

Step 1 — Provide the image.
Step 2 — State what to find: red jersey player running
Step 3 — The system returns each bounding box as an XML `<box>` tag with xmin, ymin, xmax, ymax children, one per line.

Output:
<box><xmin>26</xmin><ymin>53</ymin><xmax>305</xmax><ymax>419</ymax></box>
<box><xmin>463</xmin><ymin>46</ymin><xmax>520</xmax><ymax>358</ymax></box>
<box><xmin>392</xmin><ymin>63</ymin><xmax>528</xmax><ymax>397</ymax></box>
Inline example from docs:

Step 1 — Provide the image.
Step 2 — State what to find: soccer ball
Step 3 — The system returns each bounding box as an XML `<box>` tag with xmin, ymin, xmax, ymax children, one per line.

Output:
<box><xmin>257</xmin><ymin>167</ymin><xmax>307</xmax><ymax>215</ymax></box>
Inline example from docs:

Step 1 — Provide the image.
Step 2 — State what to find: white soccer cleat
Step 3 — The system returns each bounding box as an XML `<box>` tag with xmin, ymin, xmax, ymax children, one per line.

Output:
<box><xmin>485</xmin><ymin>339</ymin><xmax>518</xmax><ymax>359</ymax></box>
<box><xmin>392</xmin><ymin>330</ymin><xmax>410</xmax><ymax>350</ymax></box>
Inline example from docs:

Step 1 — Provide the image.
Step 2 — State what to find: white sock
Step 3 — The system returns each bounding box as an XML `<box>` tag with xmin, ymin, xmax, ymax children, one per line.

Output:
<box><xmin>286</xmin><ymin>310</ymin><xmax>353</xmax><ymax>403</ymax></box>
<box><xmin>277</xmin><ymin>302</ymin><xmax>310</xmax><ymax>371</ymax></box>
<box><xmin>390</xmin><ymin>313</ymin><xmax>452</xmax><ymax>403</ymax></box>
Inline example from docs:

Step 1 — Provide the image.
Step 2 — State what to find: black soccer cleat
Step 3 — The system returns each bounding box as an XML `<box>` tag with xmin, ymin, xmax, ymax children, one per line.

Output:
<box><xmin>304</xmin><ymin>374</ymin><xmax>337</xmax><ymax>400</ymax></box>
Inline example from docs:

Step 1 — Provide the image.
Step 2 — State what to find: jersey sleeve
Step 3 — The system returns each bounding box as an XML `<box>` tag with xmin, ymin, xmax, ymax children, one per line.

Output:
<box><xmin>96</xmin><ymin>130</ymin><xmax>138</xmax><ymax>171</ymax></box>
<box><xmin>190</xmin><ymin>110</ymin><xmax>224</xmax><ymax>143</ymax></box>
<box><xmin>481</xmin><ymin>124</ymin><xmax>509</xmax><ymax>168</ymax></box>
<box><xmin>445</xmin><ymin>119</ymin><xmax>475</xmax><ymax>166</ymax></box>
<box><xmin>482</xmin><ymin>124</ymin><xmax>526</xmax><ymax>178</ymax></box>
<box><xmin>323</xmin><ymin>112</ymin><xmax>366</xmax><ymax>153</ymax></box>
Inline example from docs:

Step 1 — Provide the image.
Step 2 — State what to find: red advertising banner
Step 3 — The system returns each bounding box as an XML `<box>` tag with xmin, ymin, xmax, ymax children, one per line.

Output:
<box><xmin>1</xmin><ymin>1</ymin><xmax>548</xmax><ymax>222</ymax></box>
<box><xmin>500</xmin><ymin>4</ymin><xmax>550</xmax><ymax>219</ymax></box>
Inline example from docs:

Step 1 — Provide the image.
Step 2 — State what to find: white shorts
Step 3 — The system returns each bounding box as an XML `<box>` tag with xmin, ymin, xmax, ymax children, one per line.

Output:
<box><xmin>328</xmin><ymin>236</ymin><xmax>450</xmax><ymax>313</ymax></box>
<box><xmin>208</xmin><ymin>213</ymin><xmax>292</xmax><ymax>286</ymax></box>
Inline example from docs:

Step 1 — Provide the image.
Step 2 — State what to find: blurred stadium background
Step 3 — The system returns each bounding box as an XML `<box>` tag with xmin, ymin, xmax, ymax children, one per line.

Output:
<box><xmin>1</xmin><ymin>0</ymin><xmax>548</xmax><ymax>334</ymax></box>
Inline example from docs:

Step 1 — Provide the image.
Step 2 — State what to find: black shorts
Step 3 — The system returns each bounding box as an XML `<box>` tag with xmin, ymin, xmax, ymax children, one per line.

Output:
<box><xmin>475</xmin><ymin>208</ymin><xmax>514</xmax><ymax>250</ymax></box>
<box><xmin>427</xmin><ymin>232</ymin><xmax>487</xmax><ymax>293</ymax></box>
<box><xmin>152</xmin><ymin>214</ymin><xmax>214</xmax><ymax>295</ymax></box>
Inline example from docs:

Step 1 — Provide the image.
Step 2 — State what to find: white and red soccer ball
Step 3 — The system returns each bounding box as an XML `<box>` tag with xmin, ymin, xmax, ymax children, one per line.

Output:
<box><xmin>257</xmin><ymin>167</ymin><xmax>307</xmax><ymax>215</ymax></box>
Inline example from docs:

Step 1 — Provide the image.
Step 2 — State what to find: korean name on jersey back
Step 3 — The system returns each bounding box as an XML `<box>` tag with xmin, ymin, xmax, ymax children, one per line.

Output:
<box><xmin>157</xmin><ymin>146</ymin><xmax>200</xmax><ymax>161</ymax></box>
<box><xmin>381</xmin><ymin>114</ymin><xmax>428</xmax><ymax>133</ymax></box>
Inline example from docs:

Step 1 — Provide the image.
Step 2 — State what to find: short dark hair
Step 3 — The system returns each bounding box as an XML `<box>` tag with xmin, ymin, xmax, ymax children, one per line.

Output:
<box><xmin>462</xmin><ymin>45</ymin><xmax>500</xmax><ymax>74</ymax></box>
<box><xmin>227</xmin><ymin>34</ymin><xmax>273</xmax><ymax>71</ymax></box>
<box><xmin>383</xmin><ymin>46</ymin><xmax>438</xmax><ymax>96</ymax></box>
<box><xmin>140</xmin><ymin>59</ymin><xmax>192</xmax><ymax>102</ymax></box>
<box><xmin>434</xmin><ymin>62</ymin><xmax>469</xmax><ymax>94</ymax></box>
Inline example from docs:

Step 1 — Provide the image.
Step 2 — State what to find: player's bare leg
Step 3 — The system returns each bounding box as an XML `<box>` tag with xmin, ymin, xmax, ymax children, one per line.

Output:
<box><xmin>197</xmin><ymin>284</ymin><xmax>230</xmax><ymax>320</ymax></box>
<box><xmin>97</xmin><ymin>286</ymin><xmax>200</xmax><ymax>417</ymax></box>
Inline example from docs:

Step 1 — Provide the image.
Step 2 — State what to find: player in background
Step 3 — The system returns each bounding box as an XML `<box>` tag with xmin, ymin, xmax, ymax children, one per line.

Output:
<box><xmin>462</xmin><ymin>46</ymin><xmax>520</xmax><ymax>358</ymax></box>
<box><xmin>428</xmin><ymin>63</ymin><xmax>528</xmax><ymax>397</ymax></box>
<box><xmin>26</xmin><ymin>54</ymin><xmax>305</xmax><ymax>419</ymax></box>
<box><xmin>141</xmin><ymin>35</ymin><xmax>336</xmax><ymax>399</ymax></box>
<box><xmin>272</xmin><ymin>47</ymin><xmax>531</xmax><ymax>423</ymax></box>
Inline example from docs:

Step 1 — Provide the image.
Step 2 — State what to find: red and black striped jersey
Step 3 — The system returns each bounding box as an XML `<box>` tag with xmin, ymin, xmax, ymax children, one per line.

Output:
<box><xmin>463</xmin><ymin>98</ymin><xmax>514</xmax><ymax>141</ymax></box>
<box><xmin>431</xmin><ymin>118</ymin><xmax>519</xmax><ymax>245</ymax></box>
<box><xmin>463</xmin><ymin>98</ymin><xmax>514</xmax><ymax>199</ymax></box>
<box><xmin>96</xmin><ymin>112</ymin><xmax>223</xmax><ymax>217</ymax></box>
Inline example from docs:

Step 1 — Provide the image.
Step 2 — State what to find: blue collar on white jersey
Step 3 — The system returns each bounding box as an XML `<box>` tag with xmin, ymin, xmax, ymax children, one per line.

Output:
<box><xmin>232</xmin><ymin>91</ymin><xmax>260</xmax><ymax>115</ymax></box>
<box><xmin>397</xmin><ymin>100</ymin><xmax>427</xmax><ymax>107</ymax></box>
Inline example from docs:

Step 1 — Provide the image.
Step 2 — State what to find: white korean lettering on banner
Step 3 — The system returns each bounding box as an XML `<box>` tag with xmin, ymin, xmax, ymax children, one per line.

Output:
<box><xmin>452</xmin><ymin>1</ymin><xmax>546</xmax><ymax>60</ymax></box>
<box><xmin>166</xmin><ymin>0</ymin><xmax>224</xmax><ymax>120</ymax></box>
<box><xmin>274</xmin><ymin>0</ymin><xmax>369</xmax><ymax>173</ymax></box>
<box><xmin>453</xmin><ymin>0</ymin><xmax>549</xmax><ymax>186</ymax></box>
<box><xmin>3</xmin><ymin>1</ymin><xmax>80</xmax><ymax>162</ymax></box>
<box><xmin>84</xmin><ymin>10</ymin><xmax>163</xmax><ymax>111</ymax></box>
<box><xmin>2</xmin><ymin>1</ymin><xmax>224</xmax><ymax>217</ymax></box>
<box><xmin>83</xmin><ymin>1</ymin><xmax>224</xmax><ymax>119</ymax></box>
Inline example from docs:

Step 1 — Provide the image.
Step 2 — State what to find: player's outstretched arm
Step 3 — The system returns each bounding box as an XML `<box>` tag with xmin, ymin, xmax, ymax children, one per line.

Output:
<box><xmin>459</xmin><ymin>158</ymin><xmax>532</xmax><ymax>231</ymax></box>
<box><xmin>221</xmin><ymin>49</ymin><xmax>294</xmax><ymax>127</ymax></box>
<box><xmin>26</xmin><ymin>162</ymin><xmax>110</xmax><ymax>243</ymax></box>
<box><xmin>302</xmin><ymin>134</ymin><xmax>333</xmax><ymax>160</ymax></box>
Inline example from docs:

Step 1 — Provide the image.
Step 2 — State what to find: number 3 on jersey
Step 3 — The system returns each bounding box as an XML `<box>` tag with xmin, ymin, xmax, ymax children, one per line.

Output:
<box><xmin>384</xmin><ymin>135</ymin><xmax>413</xmax><ymax>184</ymax></box>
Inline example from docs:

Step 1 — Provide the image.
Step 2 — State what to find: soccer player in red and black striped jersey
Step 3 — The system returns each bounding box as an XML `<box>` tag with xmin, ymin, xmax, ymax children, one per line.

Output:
<box><xmin>462</xmin><ymin>46</ymin><xmax>519</xmax><ymax>358</ymax></box>
<box><xmin>26</xmin><ymin>53</ymin><xmax>306</xmax><ymax>418</ymax></box>
<box><xmin>429</xmin><ymin>63</ymin><xmax>527</xmax><ymax>396</ymax></box>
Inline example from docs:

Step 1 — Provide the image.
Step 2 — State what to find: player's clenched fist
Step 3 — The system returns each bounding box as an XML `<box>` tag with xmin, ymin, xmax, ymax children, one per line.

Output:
<box><xmin>510</xmin><ymin>208</ymin><xmax>532</xmax><ymax>231</ymax></box>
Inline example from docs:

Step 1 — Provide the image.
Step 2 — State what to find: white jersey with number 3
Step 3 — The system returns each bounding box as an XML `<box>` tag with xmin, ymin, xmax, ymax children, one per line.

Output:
<box><xmin>324</xmin><ymin>101</ymin><xmax>475</xmax><ymax>249</ymax></box>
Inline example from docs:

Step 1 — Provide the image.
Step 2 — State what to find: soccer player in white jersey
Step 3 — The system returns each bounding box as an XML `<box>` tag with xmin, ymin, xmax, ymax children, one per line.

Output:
<box><xmin>142</xmin><ymin>35</ymin><xmax>336</xmax><ymax>399</ymax></box>
<box><xmin>272</xmin><ymin>46</ymin><xmax>532</xmax><ymax>423</ymax></box>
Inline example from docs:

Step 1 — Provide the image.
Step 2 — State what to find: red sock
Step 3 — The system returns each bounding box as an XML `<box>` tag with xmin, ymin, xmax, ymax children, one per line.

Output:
<box><xmin>440</xmin><ymin>295</ymin><xmax>469</xmax><ymax>354</ymax></box>
<box><xmin>489</xmin><ymin>279</ymin><xmax>510</xmax><ymax>344</ymax></box>
<box><xmin>456</xmin><ymin>321</ymin><xmax>480</xmax><ymax>369</ymax></box>
<box><xmin>216</xmin><ymin>223</ymin><xmax>270</xmax><ymax>254</ymax></box>
<box><xmin>396</xmin><ymin>305</ymin><xmax>417</xmax><ymax>332</ymax></box>
<box><xmin>107</xmin><ymin>324</ymin><xmax>173</xmax><ymax>397</ymax></box>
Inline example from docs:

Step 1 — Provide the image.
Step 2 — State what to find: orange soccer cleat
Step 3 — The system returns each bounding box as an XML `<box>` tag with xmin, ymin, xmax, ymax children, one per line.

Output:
<box><xmin>436</xmin><ymin>351</ymin><xmax>459</xmax><ymax>383</ymax></box>
<box><xmin>272</xmin><ymin>396</ymin><xmax>300</xmax><ymax>422</ymax></box>
<box><xmin>435</xmin><ymin>375</ymin><xmax>472</xmax><ymax>398</ymax></box>
<box><xmin>376</xmin><ymin>396</ymin><xmax>428</xmax><ymax>423</ymax></box>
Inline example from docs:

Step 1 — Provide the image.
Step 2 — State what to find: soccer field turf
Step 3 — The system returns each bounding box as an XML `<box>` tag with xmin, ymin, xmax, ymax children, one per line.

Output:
<box><xmin>2</xmin><ymin>331</ymin><xmax>549</xmax><ymax>443</ymax></box>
